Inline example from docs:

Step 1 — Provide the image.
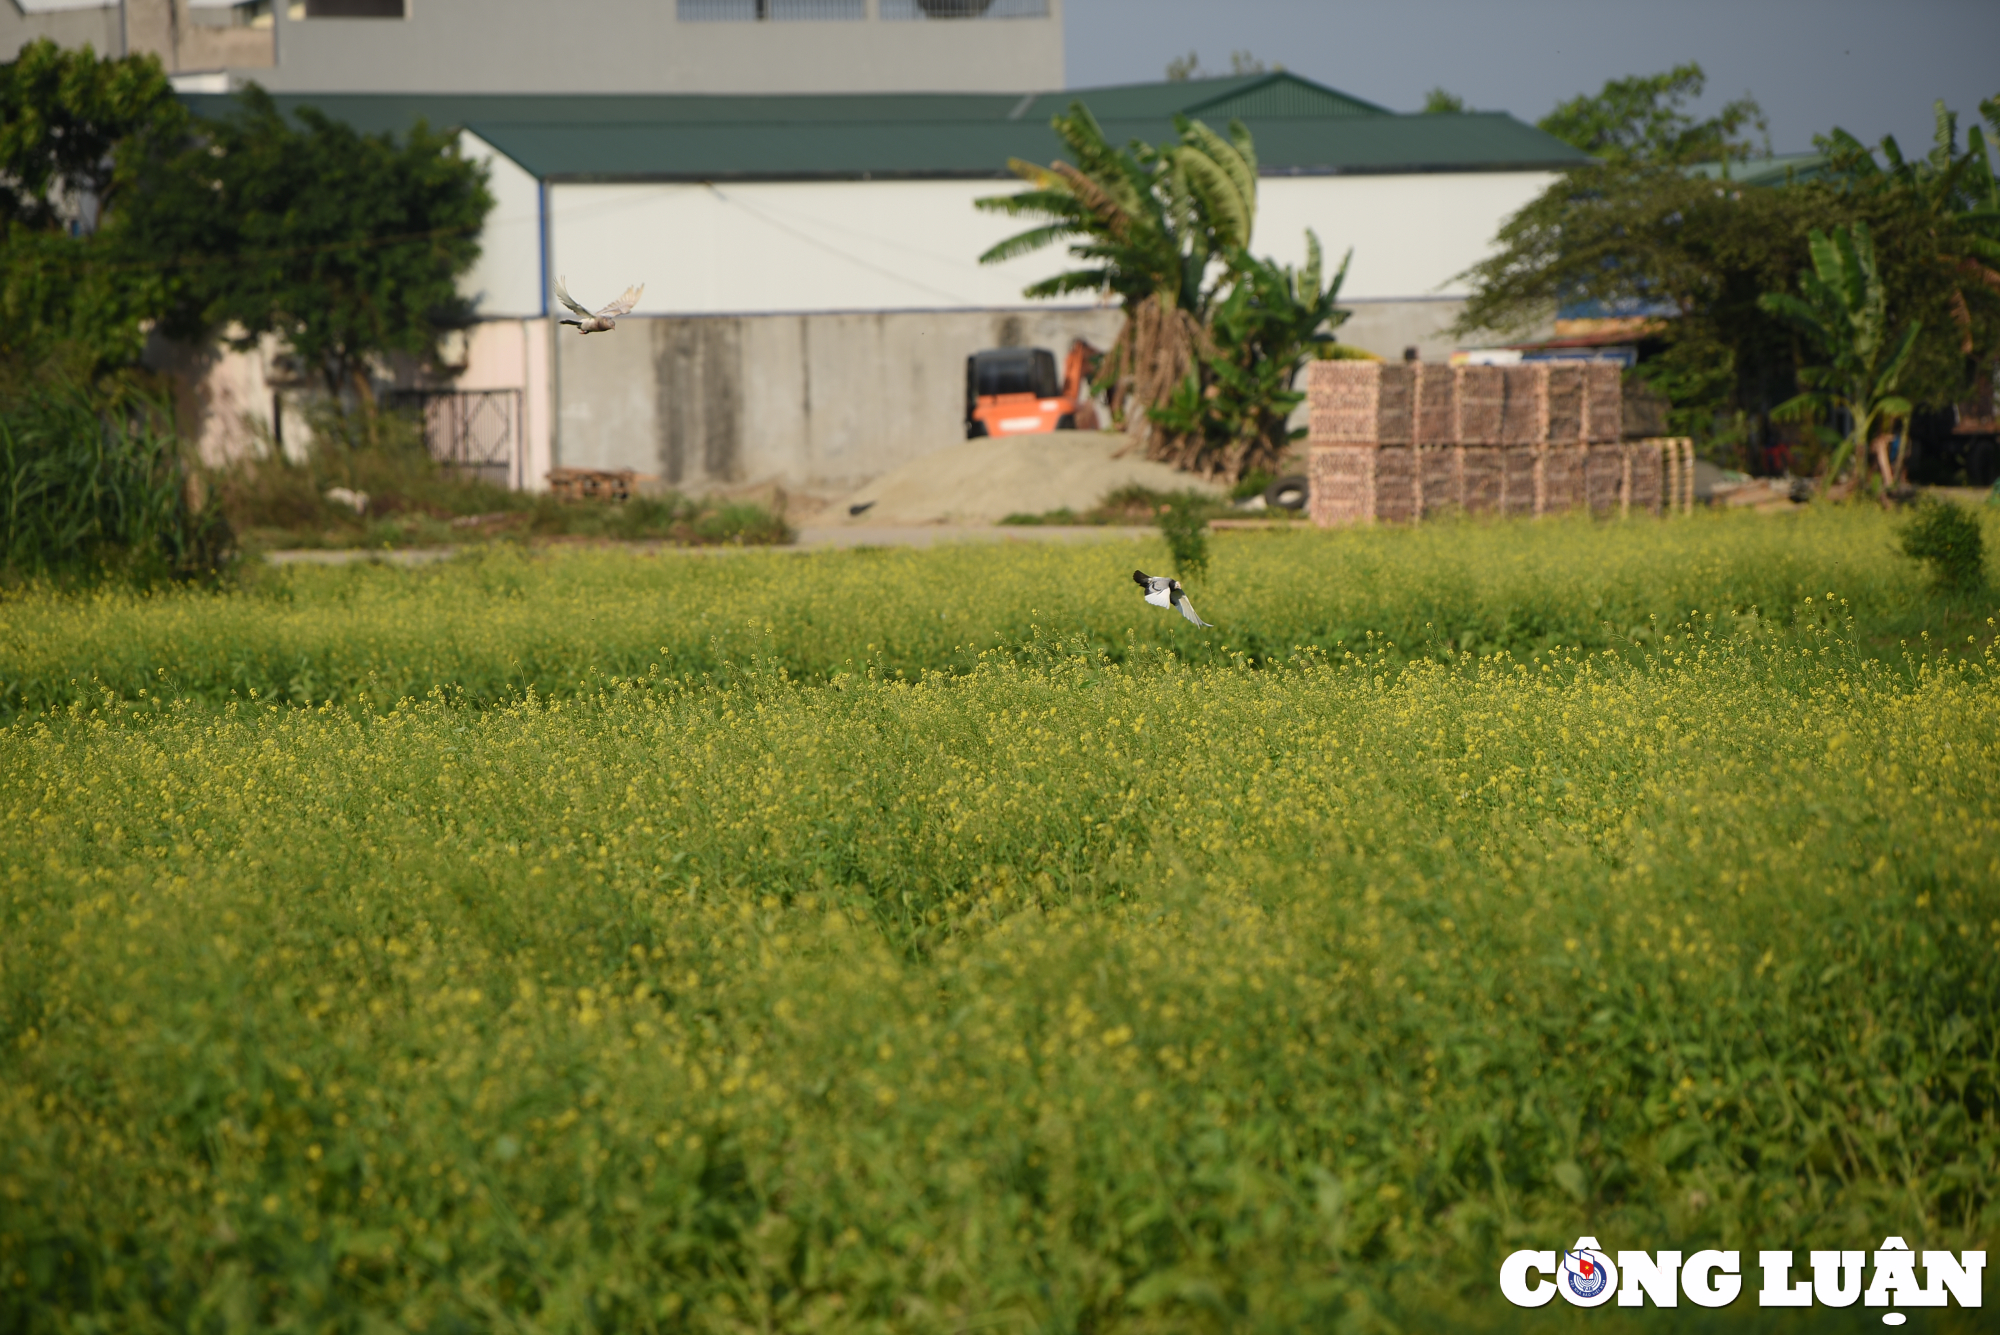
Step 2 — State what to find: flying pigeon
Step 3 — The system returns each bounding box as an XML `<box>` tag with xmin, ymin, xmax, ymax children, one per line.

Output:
<box><xmin>1133</xmin><ymin>570</ymin><xmax>1212</xmax><ymax>628</ymax></box>
<box><xmin>555</xmin><ymin>277</ymin><xmax>644</xmax><ymax>334</ymax></box>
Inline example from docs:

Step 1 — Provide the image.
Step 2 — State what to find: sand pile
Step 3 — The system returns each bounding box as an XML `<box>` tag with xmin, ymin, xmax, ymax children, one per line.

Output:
<box><xmin>817</xmin><ymin>431</ymin><xmax>1222</xmax><ymax>526</ymax></box>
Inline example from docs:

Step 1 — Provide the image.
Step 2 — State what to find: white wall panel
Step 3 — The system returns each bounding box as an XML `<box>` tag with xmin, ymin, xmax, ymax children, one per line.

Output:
<box><xmin>457</xmin><ymin>132</ymin><xmax>545</xmax><ymax>319</ymax></box>
<box><xmin>1253</xmin><ymin>172</ymin><xmax>1558</xmax><ymax>300</ymax></box>
<box><xmin>547</xmin><ymin>171</ymin><xmax>1556</xmax><ymax>317</ymax></box>
<box><xmin>548</xmin><ymin>179</ymin><xmax>1092</xmax><ymax>317</ymax></box>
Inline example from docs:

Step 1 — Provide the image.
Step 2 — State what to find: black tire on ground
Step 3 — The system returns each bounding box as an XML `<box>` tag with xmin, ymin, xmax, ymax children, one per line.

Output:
<box><xmin>1056</xmin><ymin>414</ymin><xmax>1077</xmax><ymax>430</ymax></box>
<box><xmin>1265</xmin><ymin>474</ymin><xmax>1309</xmax><ymax>510</ymax></box>
<box><xmin>966</xmin><ymin>420</ymin><xmax>988</xmax><ymax>439</ymax></box>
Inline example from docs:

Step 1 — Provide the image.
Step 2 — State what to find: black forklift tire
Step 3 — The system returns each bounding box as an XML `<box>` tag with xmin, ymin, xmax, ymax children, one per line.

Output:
<box><xmin>966</xmin><ymin>420</ymin><xmax>989</xmax><ymax>440</ymax></box>
<box><xmin>1265</xmin><ymin>474</ymin><xmax>1309</xmax><ymax>510</ymax></box>
<box><xmin>1056</xmin><ymin>414</ymin><xmax>1077</xmax><ymax>430</ymax></box>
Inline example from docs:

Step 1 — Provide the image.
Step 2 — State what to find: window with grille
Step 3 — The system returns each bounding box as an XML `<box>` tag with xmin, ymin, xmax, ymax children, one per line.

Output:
<box><xmin>293</xmin><ymin>1</ymin><xmax>407</xmax><ymax>17</ymax></box>
<box><xmin>879</xmin><ymin>0</ymin><xmax>1050</xmax><ymax>18</ymax></box>
<box><xmin>677</xmin><ymin>0</ymin><xmax>866</xmax><ymax>20</ymax></box>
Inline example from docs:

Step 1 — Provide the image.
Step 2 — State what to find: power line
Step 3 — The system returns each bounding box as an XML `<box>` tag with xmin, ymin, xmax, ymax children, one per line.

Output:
<box><xmin>708</xmin><ymin>180</ymin><xmax>980</xmax><ymax>305</ymax></box>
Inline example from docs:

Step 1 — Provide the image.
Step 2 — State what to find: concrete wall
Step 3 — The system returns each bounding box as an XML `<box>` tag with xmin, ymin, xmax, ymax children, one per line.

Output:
<box><xmin>555</xmin><ymin>306</ymin><xmax>1122</xmax><ymax>498</ymax></box>
<box><xmin>157</xmin><ymin>316</ymin><xmax>550</xmax><ymax>481</ymax></box>
<box><xmin>6</xmin><ymin>2</ymin><xmax>273</xmax><ymax>70</ymax></box>
<box><xmin>3</xmin><ymin>2</ymin><xmax>120</xmax><ymax>59</ymax></box>
<box><xmin>252</xmin><ymin>0</ymin><xmax>1061</xmax><ymax>95</ymax></box>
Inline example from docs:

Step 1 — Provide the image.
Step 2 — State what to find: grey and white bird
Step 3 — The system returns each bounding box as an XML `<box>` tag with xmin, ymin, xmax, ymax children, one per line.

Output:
<box><xmin>555</xmin><ymin>277</ymin><xmax>644</xmax><ymax>334</ymax></box>
<box><xmin>1133</xmin><ymin>570</ymin><xmax>1213</xmax><ymax>628</ymax></box>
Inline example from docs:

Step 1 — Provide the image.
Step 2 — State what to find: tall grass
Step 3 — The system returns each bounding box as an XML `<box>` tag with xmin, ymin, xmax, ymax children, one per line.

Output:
<box><xmin>212</xmin><ymin>406</ymin><xmax>792</xmax><ymax>552</ymax></box>
<box><xmin>1</xmin><ymin>505</ymin><xmax>1994</xmax><ymax>719</ymax></box>
<box><xmin>0</xmin><ymin>379</ymin><xmax>230</xmax><ymax>582</ymax></box>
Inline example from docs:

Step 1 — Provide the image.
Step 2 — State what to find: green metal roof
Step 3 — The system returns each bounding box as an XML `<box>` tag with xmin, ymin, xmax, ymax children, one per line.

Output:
<box><xmin>1686</xmin><ymin>153</ymin><xmax>1830</xmax><ymax>187</ymax></box>
<box><xmin>180</xmin><ymin>72</ymin><xmax>1589</xmax><ymax>181</ymax></box>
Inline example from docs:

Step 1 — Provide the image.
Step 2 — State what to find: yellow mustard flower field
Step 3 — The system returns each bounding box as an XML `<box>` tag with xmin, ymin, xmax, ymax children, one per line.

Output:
<box><xmin>3</xmin><ymin>508</ymin><xmax>1997</xmax><ymax>1332</ymax></box>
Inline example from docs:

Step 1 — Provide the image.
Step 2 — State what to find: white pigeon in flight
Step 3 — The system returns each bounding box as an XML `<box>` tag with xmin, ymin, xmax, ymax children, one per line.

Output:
<box><xmin>1133</xmin><ymin>569</ymin><xmax>1213</xmax><ymax>628</ymax></box>
<box><xmin>555</xmin><ymin>277</ymin><xmax>644</xmax><ymax>334</ymax></box>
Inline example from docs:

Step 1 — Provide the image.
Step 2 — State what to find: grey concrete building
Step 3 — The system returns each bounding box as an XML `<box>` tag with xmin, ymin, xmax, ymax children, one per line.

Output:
<box><xmin>6</xmin><ymin>1</ymin><xmax>1063</xmax><ymax>95</ymax></box>
<box><xmin>5</xmin><ymin>2</ymin><xmax>274</xmax><ymax>76</ymax></box>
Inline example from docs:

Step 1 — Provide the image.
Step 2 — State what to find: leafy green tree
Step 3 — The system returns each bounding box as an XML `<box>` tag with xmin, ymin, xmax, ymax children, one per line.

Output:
<box><xmin>119</xmin><ymin>87</ymin><xmax>491</xmax><ymax>418</ymax></box>
<box><xmin>977</xmin><ymin>105</ymin><xmax>1257</xmax><ymax>469</ymax></box>
<box><xmin>1758</xmin><ymin>223</ymin><xmax>1921</xmax><ymax>493</ymax></box>
<box><xmin>1456</xmin><ymin>99</ymin><xmax>2000</xmax><ymax>463</ymax></box>
<box><xmin>1421</xmin><ymin>88</ymin><xmax>1467</xmax><ymax>115</ymax></box>
<box><xmin>1165</xmin><ymin>50</ymin><xmax>1266</xmax><ymax>82</ymax></box>
<box><xmin>1456</xmin><ymin>163</ymin><xmax>1818</xmax><ymax>436</ymax></box>
<box><xmin>1818</xmin><ymin>98</ymin><xmax>2000</xmax><ymax>362</ymax></box>
<box><xmin>0</xmin><ymin>40</ymin><xmax>186</xmax><ymax>381</ymax></box>
<box><xmin>1538</xmin><ymin>63</ymin><xmax>1766</xmax><ymax>166</ymax></box>
<box><xmin>0</xmin><ymin>38</ymin><xmax>184</xmax><ymax>231</ymax></box>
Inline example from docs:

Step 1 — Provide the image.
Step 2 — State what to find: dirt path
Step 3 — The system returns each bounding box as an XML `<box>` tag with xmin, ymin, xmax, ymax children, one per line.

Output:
<box><xmin>260</xmin><ymin>525</ymin><xmax>1162</xmax><ymax>565</ymax></box>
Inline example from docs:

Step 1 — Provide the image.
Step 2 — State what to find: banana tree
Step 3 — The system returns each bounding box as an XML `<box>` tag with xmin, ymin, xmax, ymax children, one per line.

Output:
<box><xmin>1150</xmin><ymin>231</ymin><xmax>1351</xmax><ymax>478</ymax></box>
<box><xmin>1820</xmin><ymin>97</ymin><xmax>2000</xmax><ymax>358</ymax></box>
<box><xmin>975</xmin><ymin>105</ymin><xmax>1258</xmax><ymax>464</ymax></box>
<box><xmin>1758</xmin><ymin>222</ymin><xmax>1920</xmax><ymax>495</ymax></box>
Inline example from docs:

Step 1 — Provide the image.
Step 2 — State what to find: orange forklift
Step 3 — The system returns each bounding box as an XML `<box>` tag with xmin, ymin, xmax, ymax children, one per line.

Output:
<box><xmin>964</xmin><ymin>339</ymin><xmax>1101</xmax><ymax>439</ymax></box>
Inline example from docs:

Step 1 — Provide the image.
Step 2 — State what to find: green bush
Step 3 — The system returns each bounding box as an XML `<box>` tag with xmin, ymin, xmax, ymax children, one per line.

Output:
<box><xmin>1000</xmin><ymin>484</ymin><xmax>1227</xmax><ymax>528</ymax></box>
<box><xmin>1230</xmin><ymin>466</ymin><xmax>1275</xmax><ymax>501</ymax></box>
<box><xmin>0</xmin><ymin>379</ymin><xmax>230</xmax><ymax>583</ymax></box>
<box><xmin>1156</xmin><ymin>490</ymin><xmax>1210</xmax><ymax>577</ymax></box>
<box><xmin>1899</xmin><ymin>496</ymin><xmax>1986</xmax><ymax>591</ymax></box>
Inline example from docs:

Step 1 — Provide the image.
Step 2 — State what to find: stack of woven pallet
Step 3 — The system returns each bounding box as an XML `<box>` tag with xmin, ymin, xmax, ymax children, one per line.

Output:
<box><xmin>1305</xmin><ymin>362</ymin><xmax>1665</xmax><ymax>527</ymax></box>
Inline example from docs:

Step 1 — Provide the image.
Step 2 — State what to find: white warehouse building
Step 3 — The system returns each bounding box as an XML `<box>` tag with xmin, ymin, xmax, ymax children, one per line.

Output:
<box><xmin>175</xmin><ymin>72</ymin><xmax>1588</xmax><ymax>499</ymax></box>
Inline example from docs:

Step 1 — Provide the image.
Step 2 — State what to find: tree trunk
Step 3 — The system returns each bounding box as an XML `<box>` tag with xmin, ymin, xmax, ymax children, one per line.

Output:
<box><xmin>349</xmin><ymin>363</ymin><xmax>379</xmax><ymax>447</ymax></box>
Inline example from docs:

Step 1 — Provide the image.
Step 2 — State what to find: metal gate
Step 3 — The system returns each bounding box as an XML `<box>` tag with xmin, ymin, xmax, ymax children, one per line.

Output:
<box><xmin>390</xmin><ymin>389</ymin><xmax>522</xmax><ymax>489</ymax></box>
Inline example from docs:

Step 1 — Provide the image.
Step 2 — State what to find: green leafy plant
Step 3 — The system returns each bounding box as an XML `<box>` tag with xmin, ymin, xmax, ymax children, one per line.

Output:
<box><xmin>1759</xmin><ymin>222</ymin><xmax>1921</xmax><ymax>492</ymax></box>
<box><xmin>1155</xmin><ymin>491</ymin><xmax>1210</xmax><ymax>578</ymax></box>
<box><xmin>0</xmin><ymin>379</ymin><xmax>230</xmax><ymax>583</ymax></box>
<box><xmin>1898</xmin><ymin>496</ymin><xmax>1986</xmax><ymax>591</ymax></box>
<box><xmin>1149</xmin><ymin>233</ymin><xmax>1350</xmax><ymax>479</ymax></box>
<box><xmin>1230</xmin><ymin>467</ymin><xmax>1274</xmax><ymax>500</ymax></box>
<box><xmin>998</xmin><ymin>483</ymin><xmax>1228</xmax><ymax>528</ymax></box>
